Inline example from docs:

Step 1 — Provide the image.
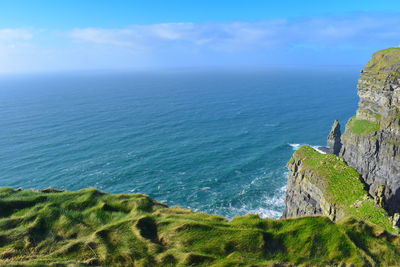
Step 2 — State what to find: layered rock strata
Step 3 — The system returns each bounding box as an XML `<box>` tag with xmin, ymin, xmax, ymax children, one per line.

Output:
<box><xmin>327</xmin><ymin>120</ymin><xmax>342</xmax><ymax>155</ymax></box>
<box><xmin>283</xmin><ymin>48</ymin><xmax>400</xmax><ymax>232</ymax></box>
<box><xmin>340</xmin><ymin>47</ymin><xmax>400</xmax><ymax>213</ymax></box>
<box><xmin>283</xmin><ymin>149</ymin><xmax>340</xmax><ymax>220</ymax></box>
<box><xmin>283</xmin><ymin>146</ymin><xmax>394</xmax><ymax>233</ymax></box>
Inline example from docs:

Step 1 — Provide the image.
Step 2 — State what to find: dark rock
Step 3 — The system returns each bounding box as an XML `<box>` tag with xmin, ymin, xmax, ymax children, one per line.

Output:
<box><xmin>32</xmin><ymin>188</ymin><xmax>66</xmax><ymax>193</ymax></box>
<box><xmin>327</xmin><ymin>120</ymin><xmax>342</xmax><ymax>155</ymax></box>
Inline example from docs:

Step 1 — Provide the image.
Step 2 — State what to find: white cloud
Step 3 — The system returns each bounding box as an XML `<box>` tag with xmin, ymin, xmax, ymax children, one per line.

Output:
<box><xmin>1</xmin><ymin>14</ymin><xmax>400</xmax><ymax>73</ymax></box>
<box><xmin>0</xmin><ymin>29</ymin><xmax>32</xmax><ymax>42</ymax></box>
<box><xmin>69</xmin><ymin>28</ymin><xmax>141</xmax><ymax>47</ymax></box>
<box><xmin>67</xmin><ymin>14</ymin><xmax>400</xmax><ymax>52</ymax></box>
<box><xmin>67</xmin><ymin>22</ymin><xmax>282</xmax><ymax>51</ymax></box>
<box><xmin>0</xmin><ymin>29</ymin><xmax>34</xmax><ymax>64</ymax></box>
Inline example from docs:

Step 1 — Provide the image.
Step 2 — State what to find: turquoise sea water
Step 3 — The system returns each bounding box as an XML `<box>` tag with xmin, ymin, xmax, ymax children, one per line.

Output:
<box><xmin>0</xmin><ymin>69</ymin><xmax>358</xmax><ymax>218</ymax></box>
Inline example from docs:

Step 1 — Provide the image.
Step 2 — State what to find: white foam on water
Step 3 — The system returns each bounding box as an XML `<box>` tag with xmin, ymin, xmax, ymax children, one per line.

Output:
<box><xmin>223</xmin><ymin>184</ymin><xmax>288</xmax><ymax>219</ymax></box>
<box><xmin>261</xmin><ymin>185</ymin><xmax>287</xmax><ymax>208</ymax></box>
<box><xmin>311</xmin><ymin>145</ymin><xmax>327</xmax><ymax>154</ymax></box>
<box><xmin>264</xmin><ymin>123</ymin><xmax>279</xmax><ymax>127</ymax></box>
<box><xmin>289</xmin><ymin>143</ymin><xmax>301</xmax><ymax>150</ymax></box>
<box><xmin>289</xmin><ymin>143</ymin><xmax>326</xmax><ymax>154</ymax></box>
<box><xmin>200</xmin><ymin>187</ymin><xmax>211</xmax><ymax>191</ymax></box>
<box><xmin>238</xmin><ymin>206</ymin><xmax>283</xmax><ymax>219</ymax></box>
<box><xmin>221</xmin><ymin>204</ymin><xmax>283</xmax><ymax>219</ymax></box>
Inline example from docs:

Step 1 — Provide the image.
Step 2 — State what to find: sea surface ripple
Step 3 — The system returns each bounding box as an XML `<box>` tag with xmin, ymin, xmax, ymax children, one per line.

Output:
<box><xmin>0</xmin><ymin>69</ymin><xmax>358</xmax><ymax>218</ymax></box>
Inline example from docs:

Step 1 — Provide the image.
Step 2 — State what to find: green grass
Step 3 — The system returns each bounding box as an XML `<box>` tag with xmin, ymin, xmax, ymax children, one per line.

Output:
<box><xmin>0</xmin><ymin>187</ymin><xmax>398</xmax><ymax>266</ymax></box>
<box><xmin>364</xmin><ymin>47</ymin><xmax>400</xmax><ymax>74</ymax></box>
<box><xmin>346</xmin><ymin>116</ymin><xmax>380</xmax><ymax>135</ymax></box>
<box><xmin>292</xmin><ymin>146</ymin><xmax>394</xmax><ymax>233</ymax></box>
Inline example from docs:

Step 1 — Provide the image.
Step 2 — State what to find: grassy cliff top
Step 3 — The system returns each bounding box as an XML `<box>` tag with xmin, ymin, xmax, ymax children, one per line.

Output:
<box><xmin>291</xmin><ymin>146</ymin><xmax>394</xmax><ymax>233</ymax></box>
<box><xmin>345</xmin><ymin>116</ymin><xmax>380</xmax><ymax>136</ymax></box>
<box><xmin>0</xmin><ymin>187</ymin><xmax>399</xmax><ymax>266</ymax></box>
<box><xmin>363</xmin><ymin>47</ymin><xmax>400</xmax><ymax>75</ymax></box>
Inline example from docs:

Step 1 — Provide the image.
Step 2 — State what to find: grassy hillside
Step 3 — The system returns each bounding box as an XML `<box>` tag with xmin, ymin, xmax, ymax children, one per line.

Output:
<box><xmin>0</xmin><ymin>187</ymin><xmax>399</xmax><ymax>266</ymax></box>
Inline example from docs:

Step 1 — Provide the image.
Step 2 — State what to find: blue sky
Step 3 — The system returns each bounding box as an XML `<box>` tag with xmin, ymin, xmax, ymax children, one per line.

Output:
<box><xmin>0</xmin><ymin>1</ymin><xmax>400</xmax><ymax>73</ymax></box>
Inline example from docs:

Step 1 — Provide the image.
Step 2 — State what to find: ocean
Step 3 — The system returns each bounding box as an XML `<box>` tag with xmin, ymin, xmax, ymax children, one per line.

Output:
<box><xmin>0</xmin><ymin>68</ymin><xmax>358</xmax><ymax>219</ymax></box>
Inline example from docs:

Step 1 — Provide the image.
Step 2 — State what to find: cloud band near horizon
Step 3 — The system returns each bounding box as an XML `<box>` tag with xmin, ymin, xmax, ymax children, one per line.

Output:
<box><xmin>0</xmin><ymin>13</ymin><xmax>399</xmax><ymax>73</ymax></box>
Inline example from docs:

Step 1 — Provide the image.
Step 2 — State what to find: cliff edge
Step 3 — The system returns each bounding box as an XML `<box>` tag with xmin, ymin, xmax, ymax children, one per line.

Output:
<box><xmin>2</xmin><ymin>48</ymin><xmax>400</xmax><ymax>266</ymax></box>
<box><xmin>283</xmin><ymin>146</ymin><xmax>395</xmax><ymax>232</ymax></box>
<box><xmin>341</xmin><ymin>47</ymin><xmax>400</xmax><ymax>214</ymax></box>
<box><xmin>283</xmin><ymin>47</ymin><xmax>400</xmax><ymax>232</ymax></box>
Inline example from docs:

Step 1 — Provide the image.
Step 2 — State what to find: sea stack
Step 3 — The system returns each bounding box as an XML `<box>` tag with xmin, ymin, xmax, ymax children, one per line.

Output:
<box><xmin>283</xmin><ymin>47</ymin><xmax>400</xmax><ymax>227</ymax></box>
<box><xmin>327</xmin><ymin>120</ymin><xmax>341</xmax><ymax>155</ymax></box>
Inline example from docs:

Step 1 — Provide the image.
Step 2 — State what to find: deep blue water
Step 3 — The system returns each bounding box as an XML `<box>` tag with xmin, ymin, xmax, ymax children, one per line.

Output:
<box><xmin>0</xmin><ymin>68</ymin><xmax>359</xmax><ymax>218</ymax></box>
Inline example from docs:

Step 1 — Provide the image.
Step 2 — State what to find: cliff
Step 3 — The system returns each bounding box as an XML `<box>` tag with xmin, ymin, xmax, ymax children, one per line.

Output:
<box><xmin>3</xmin><ymin>48</ymin><xmax>400</xmax><ymax>266</ymax></box>
<box><xmin>327</xmin><ymin>120</ymin><xmax>342</xmax><ymax>155</ymax></box>
<box><xmin>283</xmin><ymin>47</ymin><xmax>400</xmax><ymax>233</ymax></box>
<box><xmin>340</xmin><ymin>47</ymin><xmax>400</xmax><ymax>214</ymax></box>
<box><xmin>0</xmin><ymin>187</ymin><xmax>399</xmax><ymax>266</ymax></box>
<box><xmin>283</xmin><ymin>146</ymin><xmax>395</xmax><ymax>232</ymax></box>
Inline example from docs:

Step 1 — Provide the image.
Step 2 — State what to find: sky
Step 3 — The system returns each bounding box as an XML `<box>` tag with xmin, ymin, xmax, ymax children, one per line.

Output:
<box><xmin>1</xmin><ymin>0</ymin><xmax>400</xmax><ymax>73</ymax></box>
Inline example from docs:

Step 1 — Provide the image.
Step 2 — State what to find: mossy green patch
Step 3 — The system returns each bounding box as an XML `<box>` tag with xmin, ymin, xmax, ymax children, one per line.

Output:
<box><xmin>364</xmin><ymin>47</ymin><xmax>400</xmax><ymax>75</ymax></box>
<box><xmin>292</xmin><ymin>146</ymin><xmax>394</xmax><ymax>233</ymax></box>
<box><xmin>346</xmin><ymin>116</ymin><xmax>380</xmax><ymax>135</ymax></box>
<box><xmin>0</xmin><ymin>187</ymin><xmax>398</xmax><ymax>266</ymax></box>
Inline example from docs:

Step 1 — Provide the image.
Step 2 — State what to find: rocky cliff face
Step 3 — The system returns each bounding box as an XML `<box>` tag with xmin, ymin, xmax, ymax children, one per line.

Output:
<box><xmin>327</xmin><ymin>120</ymin><xmax>342</xmax><ymax>155</ymax></box>
<box><xmin>283</xmin><ymin>151</ymin><xmax>340</xmax><ymax>220</ymax></box>
<box><xmin>340</xmin><ymin>47</ymin><xmax>400</xmax><ymax>214</ymax></box>
<box><xmin>283</xmin><ymin>48</ymin><xmax>400</xmax><ymax>231</ymax></box>
<box><xmin>282</xmin><ymin>146</ymin><xmax>395</xmax><ymax>232</ymax></box>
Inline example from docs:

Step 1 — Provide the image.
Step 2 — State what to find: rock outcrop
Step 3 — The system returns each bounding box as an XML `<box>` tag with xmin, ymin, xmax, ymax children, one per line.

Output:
<box><xmin>283</xmin><ymin>47</ymin><xmax>400</xmax><ymax>234</ymax></box>
<box><xmin>327</xmin><ymin>120</ymin><xmax>342</xmax><ymax>155</ymax></box>
<box><xmin>340</xmin><ymin>47</ymin><xmax>400</xmax><ymax>214</ymax></box>
<box><xmin>283</xmin><ymin>148</ymin><xmax>339</xmax><ymax>220</ymax></box>
<box><xmin>283</xmin><ymin>146</ymin><xmax>394</xmax><ymax>233</ymax></box>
